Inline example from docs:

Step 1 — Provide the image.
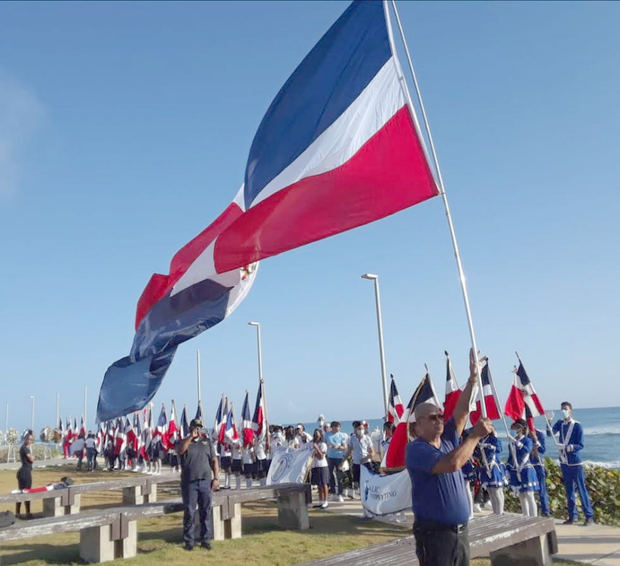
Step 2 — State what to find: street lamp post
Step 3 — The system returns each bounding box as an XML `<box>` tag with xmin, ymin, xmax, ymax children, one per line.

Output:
<box><xmin>248</xmin><ymin>321</ymin><xmax>269</xmax><ymax>431</ymax></box>
<box><xmin>30</xmin><ymin>395</ymin><xmax>35</xmax><ymax>433</ymax></box>
<box><xmin>248</xmin><ymin>321</ymin><xmax>263</xmax><ymax>381</ymax></box>
<box><xmin>361</xmin><ymin>273</ymin><xmax>389</xmax><ymax>419</ymax></box>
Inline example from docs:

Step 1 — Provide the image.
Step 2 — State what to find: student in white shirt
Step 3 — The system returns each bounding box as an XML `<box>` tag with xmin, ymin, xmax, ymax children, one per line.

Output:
<box><xmin>311</xmin><ymin>429</ymin><xmax>330</xmax><ymax>509</ymax></box>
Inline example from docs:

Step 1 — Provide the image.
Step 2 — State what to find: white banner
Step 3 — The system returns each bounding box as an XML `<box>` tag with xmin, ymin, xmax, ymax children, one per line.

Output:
<box><xmin>266</xmin><ymin>444</ymin><xmax>313</xmax><ymax>485</ymax></box>
<box><xmin>360</xmin><ymin>466</ymin><xmax>411</xmax><ymax>516</ymax></box>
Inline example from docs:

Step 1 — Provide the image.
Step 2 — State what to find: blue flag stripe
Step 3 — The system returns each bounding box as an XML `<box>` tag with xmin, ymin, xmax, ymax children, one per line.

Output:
<box><xmin>243</xmin><ymin>0</ymin><xmax>390</xmax><ymax>209</ymax></box>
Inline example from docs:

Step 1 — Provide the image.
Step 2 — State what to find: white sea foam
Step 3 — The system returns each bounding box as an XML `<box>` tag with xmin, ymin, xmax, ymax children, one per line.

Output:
<box><xmin>583</xmin><ymin>460</ymin><xmax>620</xmax><ymax>469</ymax></box>
<box><xmin>583</xmin><ymin>426</ymin><xmax>620</xmax><ymax>436</ymax></box>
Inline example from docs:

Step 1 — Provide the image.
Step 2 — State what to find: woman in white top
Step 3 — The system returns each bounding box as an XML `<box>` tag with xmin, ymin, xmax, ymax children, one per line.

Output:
<box><xmin>311</xmin><ymin>429</ymin><xmax>329</xmax><ymax>509</ymax></box>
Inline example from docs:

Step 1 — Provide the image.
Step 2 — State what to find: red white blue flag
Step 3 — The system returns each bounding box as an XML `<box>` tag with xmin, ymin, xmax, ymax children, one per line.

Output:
<box><xmin>97</xmin><ymin>0</ymin><xmax>437</xmax><ymax>422</ymax></box>
<box><xmin>180</xmin><ymin>405</ymin><xmax>189</xmax><ymax>439</ymax></box>
<box><xmin>443</xmin><ymin>352</ymin><xmax>461</xmax><ymax>421</ymax></box>
<box><xmin>155</xmin><ymin>403</ymin><xmax>169</xmax><ymax>450</ymax></box>
<box><xmin>470</xmin><ymin>362</ymin><xmax>501</xmax><ymax>425</ymax></box>
<box><xmin>167</xmin><ymin>400</ymin><xmax>179</xmax><ymax>448</ymax></box>
<box><xmin>505</xmin><ymin>360</ymin><xmax>545</xmax><ymax>421</ymax></box>
<box><xmin>222</xmin><ymin>403</ymin><xmax>239</xmax><ymax>443</ymax></box>
<box><xmin>383</xmin><ymin>372</ymin><xmax>441</xmax><ymax>471</ymax></box>
<box><xmin>241</xmin><ymin>391</ymin><xmax>254</xmax><ymax>448</ymax></box>
<box><xmin>387</xmin><ymin>374</ymin><xmax>405</xmax><ymax>424</ymax></box>
<box><xmin>252</xmin><ymin>381</ymin><xmax>266</xmax><ymax>440</ymax></box>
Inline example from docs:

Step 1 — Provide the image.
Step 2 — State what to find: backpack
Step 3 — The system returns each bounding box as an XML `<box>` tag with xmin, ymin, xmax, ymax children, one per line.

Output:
<box><xmin>0</xmin><ymin>511</ymin><xmax>16</xmax><ymax>528</ymax></box>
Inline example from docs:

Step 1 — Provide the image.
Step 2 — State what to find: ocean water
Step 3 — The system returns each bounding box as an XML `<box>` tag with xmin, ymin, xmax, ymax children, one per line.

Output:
<box><xmin>301</xmin><ymin>406</ymin><xmax>620</xmax><ymax>469</ymax></box>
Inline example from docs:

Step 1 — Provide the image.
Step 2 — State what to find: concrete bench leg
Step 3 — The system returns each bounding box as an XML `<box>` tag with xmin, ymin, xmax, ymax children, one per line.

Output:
<box><xmin>123</xmin><ymin>486</ymin><xmax>144</xmax><ymax>505</ymax></box>
<box><xmin>211</xmin><ymin>506</ymin><xmax>224</xmax><ymax>541</ymax></box>
<box><xmin>224</xmin><ymin>502</ymin><xmax>241</xmax><ymax>539</ymax></box>
<box><xmin>42</xmin><ymin>496</ymin><xmax>63</xmax><ymax>518</ymax></box>
<box><xmin>79</xmin><ymin>521</ymin><xmax>137</xmax><ymax>563</ymax></box>
<box><xmin>122</xmin><ymin>484</ymin><xmax>157</xmax><ymax>505</ymax></box>
<box><xmin>66</xmin><ymin>494</ymin><xmax>81</xmax><ymax>515</ymax></box>
<box><xmin>490</xmin><ymin>534</ymin><xmax>552</xmax><ymax>566</ymax></box>
<box><xmin>49</xmin><ymin>493</ymin><xmax>80</xmax><ymax>516</ymax></box>
<box><xmin>143</xmin><ymin>482</ymin><xmax>157</xmax><ymax>503</ymax></box>
<box><xmin>277</xmin><ymin>492</ymin><xmax>309</xmax><ymax>530</ymax></box>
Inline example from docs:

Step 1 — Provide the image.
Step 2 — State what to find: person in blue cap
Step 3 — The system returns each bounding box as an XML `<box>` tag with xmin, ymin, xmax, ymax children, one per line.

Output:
<box><xmin>550</xmin><ymin>402</ymin><xmax>594</xmax><ymax>525</ymax></box>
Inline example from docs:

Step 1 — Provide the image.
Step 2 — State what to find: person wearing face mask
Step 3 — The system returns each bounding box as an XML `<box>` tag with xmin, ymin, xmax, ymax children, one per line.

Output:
<box><xmin>550</xmin><ymin>402</ymin><xmax>594</xmax><ymax>525</ymax></box>
<box><xmin>506</xmin><ymin>420</ymin><xmax>539</xmax><ymax>517</ymax></box>
<box><xmin>176</xmin><ymin>418</ymin><xmax>219</xmax><ymax>551</ymax></box>
<box><xmin>348</xmin><ymin>420</ymin><xmax>373</xmax><ymax>498</ymax></box>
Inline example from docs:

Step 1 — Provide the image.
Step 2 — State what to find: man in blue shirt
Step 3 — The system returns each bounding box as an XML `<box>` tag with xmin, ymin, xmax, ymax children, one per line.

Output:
<box><xmin>550</xmin><ymin>402</ymin><xmax>594</xmax><ymax>525</ymax></box>
<box><xmin>406</xmin><ymin>351</ymin><xmax>493</xmax><ymax>566</ymax></box>
<box><xmin>325</xmin><ymin>421</ymin><xmax>348</xmax><ymax>501</ymax></box>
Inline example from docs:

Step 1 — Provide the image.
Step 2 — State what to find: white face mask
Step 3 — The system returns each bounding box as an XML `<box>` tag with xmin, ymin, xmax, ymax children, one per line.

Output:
<box><xmin>562</xmin><ymin>409</ymin><xmax>571</xmax><ymax>419</ymax></box>
<box><xmin>355</xmin><ymin>429</ymin><xmax>363</xmax><ymax>437</ymax></box>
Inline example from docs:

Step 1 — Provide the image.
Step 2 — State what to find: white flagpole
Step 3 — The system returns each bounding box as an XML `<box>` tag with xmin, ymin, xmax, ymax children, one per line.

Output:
<box><xmin>385</xmin><ymin>0</ymin><xmax>486</xmax><ymax>416</ymax></box>
<box><xmin>196</xmin><ymin>349</ymin><xmax>202</xmax><ymax>406</ymax></box>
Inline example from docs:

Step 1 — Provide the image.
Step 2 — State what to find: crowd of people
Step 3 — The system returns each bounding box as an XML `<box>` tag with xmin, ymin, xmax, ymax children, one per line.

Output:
<box><xmin>15</xmin><ymin>352</ymin><xmax>595</xmax><ymax>564</ymax></box>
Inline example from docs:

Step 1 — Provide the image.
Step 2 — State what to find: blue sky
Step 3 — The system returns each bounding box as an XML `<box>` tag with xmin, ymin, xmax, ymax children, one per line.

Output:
<box><xmin>1</xmin><ymin>2</ymin><xmax>619</xmax><ymax>433</ymax></box>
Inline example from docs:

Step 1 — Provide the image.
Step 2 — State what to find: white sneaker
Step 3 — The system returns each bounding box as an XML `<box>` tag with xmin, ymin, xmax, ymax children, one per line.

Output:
<box><xmin>473</xmin><ymin>503</ymin><xmax>482</xmax><ymax>513</ymax></box>
<box><xmin>483</xmin><ymin>501</ymin><xmax>492</xmax><ymax>510</ymax></box>
<box><xmin>338</xmin><ymin>495</ymin><xmax>345</xmax><ymax>502</ymax></box>
<box><xmin>320</xmin><ymin>501</ymin><xmax>328</xmax><ymax>509</ymax></box>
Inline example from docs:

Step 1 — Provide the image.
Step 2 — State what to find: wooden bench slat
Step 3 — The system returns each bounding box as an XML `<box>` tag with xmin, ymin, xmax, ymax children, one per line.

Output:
<box><xmin>0</xmin><ymin>508</ymin><xmax>120</xmax><ymax>542</ymax></box>
<box><xmin>300</xmin><ymin>513</ymin><xmax>557</xmax><ymax>566</ymax></box>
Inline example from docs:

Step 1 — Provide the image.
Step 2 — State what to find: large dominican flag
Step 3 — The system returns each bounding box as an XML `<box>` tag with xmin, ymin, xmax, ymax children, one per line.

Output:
<box><xmin>212</xmin><ymin>0</ymin><xmax>438</xmax><ymax>272</ymax></box>
<box><xmin>97</xmin><ymin>0</ymin><xmax>438</xmax><ymax>422</ymax></box>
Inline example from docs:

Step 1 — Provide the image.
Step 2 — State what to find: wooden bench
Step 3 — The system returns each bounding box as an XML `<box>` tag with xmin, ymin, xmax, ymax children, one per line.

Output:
<box><xmin>301</xmin><ymin>513</ymin><xmax>558</xmax><ymax>566</ymax></box>
<box><xmin>0</xmin><ymin>473</ymin><xmax>179</xmax><ymax>517</ymax></box>
<box><xmin>0</xmin><ymin>482</ymin><xmax>311</xmax><ymax>563</ymax></box>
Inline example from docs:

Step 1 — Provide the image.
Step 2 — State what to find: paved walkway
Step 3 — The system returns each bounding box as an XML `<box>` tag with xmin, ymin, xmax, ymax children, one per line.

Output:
<box><xmin>315</xmin><ymin>496</ymin><xmax>620</xmax><ymax>565</ymax></box>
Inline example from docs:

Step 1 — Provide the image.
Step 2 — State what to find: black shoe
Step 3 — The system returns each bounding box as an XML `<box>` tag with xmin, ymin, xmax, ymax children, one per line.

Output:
<box><xmin>541</xmin><ymin>512</ymin><xmax>551</xmax><ymax>517</ymax></box>
<box><xmin>184</xmin><ymin>543</ymin><xmax>194</xmax><ymax>551</ymax></box>
<box><xmin>562</xmin><ymin>519</ymin><xmax>574</xmax><ymax>525</ymax></box>
<box><xmin>201</xmin><ymin>541</ymin><xmax>212</xmax><ymax>550</ymax></box>
<box><xmin>584</xmin><ymin>518</ymin><xmax>595</xmax><ymax>526</ymax></box>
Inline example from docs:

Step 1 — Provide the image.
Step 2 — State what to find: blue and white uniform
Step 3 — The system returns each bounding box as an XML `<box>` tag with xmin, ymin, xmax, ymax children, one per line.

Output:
<box><xmin>478</xmin><ymin>434</ymin><xmax>505</xmax><ymax>489</ymax></box>
<box><xmin>531</xmin><ymin>429</ymin><xmax>550</xmax><ymax>516</ymax></box>
<box><xmin>506</xmin><ymin>435</ymin><xmax>538</xmax><ymax>494</ymax></box>
<box><xmin>461</xmin><ymin>459</ymin><xmax>477</xmax><ymax>483</ymax></box>
<box><xmin>550</xmin><ymin>418</ymin><xmax>593</xmax><ymax>521</ymax></box>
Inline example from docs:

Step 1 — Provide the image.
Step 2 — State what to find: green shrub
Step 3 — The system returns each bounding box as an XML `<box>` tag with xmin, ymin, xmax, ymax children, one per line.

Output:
<box><xmin>504</xmin><ymin>458</ymin><xmax>620</xmax><ymax>525</ymax></box>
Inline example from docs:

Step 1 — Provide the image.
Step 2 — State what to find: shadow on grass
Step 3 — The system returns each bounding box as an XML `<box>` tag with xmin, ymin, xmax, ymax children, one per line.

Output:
<box><xmin>0</xmin><ymin>543</ymin><xmax>78</xmax><ymax>565</ymax></box>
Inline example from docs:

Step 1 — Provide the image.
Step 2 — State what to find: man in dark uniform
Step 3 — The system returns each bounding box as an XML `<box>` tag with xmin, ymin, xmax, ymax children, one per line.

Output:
<box><xmin>406</xmin><ymin>351</ymin><xmax>493</xmax><ymax>566</ymax></box>
<box><xmin>176</xmin><ymin>418</ymin><xmax>219</xmax><ymax>550</ymax></box>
